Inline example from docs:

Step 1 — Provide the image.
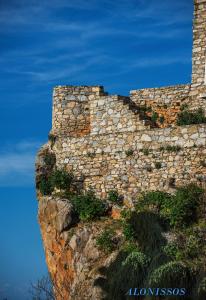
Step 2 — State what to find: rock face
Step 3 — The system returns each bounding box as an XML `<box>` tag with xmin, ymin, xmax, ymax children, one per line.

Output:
<box><xmin>38</xmin><ymin>195</ymin><xmax>119</xmax><ymax>300</ymax></box>
<box><xmin>36</xmin><ymin>1</ymin><xmax>206</xmax><ymax>299</ymax></box>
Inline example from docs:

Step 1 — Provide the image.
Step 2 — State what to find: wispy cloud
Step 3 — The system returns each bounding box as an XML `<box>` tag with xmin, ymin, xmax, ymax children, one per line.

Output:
<box><xmin>0</xmin><ymin>0</ymin><xmax>192</xmax><ymax>99</ymax></box>
<box><xmin>0</xmin><ymin>140</ymin><xmax>43</xmax><ymax>187</ymax></box>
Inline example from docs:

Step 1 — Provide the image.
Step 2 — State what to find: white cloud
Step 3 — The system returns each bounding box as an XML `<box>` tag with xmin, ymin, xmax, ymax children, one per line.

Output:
<box><xmin>0</xmin><ymin>0</ymin><xmax>192</xmax><ymax>97</ymax></box>
<box><xmin>0</xmin><ymin>140</ymin><xmax>43</xmax><ymax>187</ymax></box>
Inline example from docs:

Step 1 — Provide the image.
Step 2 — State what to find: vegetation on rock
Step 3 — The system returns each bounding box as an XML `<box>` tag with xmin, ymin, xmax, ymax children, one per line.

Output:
<box><xmin>71</xmin><ymin>190</ymin><xmax>106</xmax><ymax>221</ymax></box>
<box><xmin>95</xmin><ymin>183</ymin><xmax>206</xmax><ymax>300</ymax></box>
<box><xmin>96</xmin><ymin>228</ymin><xmax>116</xmax><ymax>253</ymax></box>
<box><xmin>107</xmin><ymin>189</ymin><xmax>122</xmax><ymax>205</ymax></box>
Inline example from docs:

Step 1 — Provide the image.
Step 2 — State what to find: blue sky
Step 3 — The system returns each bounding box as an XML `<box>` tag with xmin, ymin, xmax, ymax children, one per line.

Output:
<box><xmin>0</xmin><ymin>0</ymin><xmax>193</xmax><ymax>299</ymax></box>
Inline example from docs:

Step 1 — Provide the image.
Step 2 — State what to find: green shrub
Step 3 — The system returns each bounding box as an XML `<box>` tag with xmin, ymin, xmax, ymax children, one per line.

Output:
<box><xmin>138</xmin><ymin>184</ymin><xmax>203</xmax><ymax>229</ymax></box>
<box><xmin>120</xmin><ymin>209</ymin><xmax>132</xmax><ymax>220</ymax></box>
<box><xmin>122</xmin><ymin>241</ymin><xmax>139</xmax><ymax>254</ymax></box>
<box><xmin>149</xmin><ymin>261</ymin><xmax>192</xmax><ymax>288</ymax></box>
<box><xmin>122</xmin><ymin>251</ymin><xmax>149</xmax><ymax>270</ymax></box>
<box><xmin>177</xmin><ymin>108</ymin><xmax>206</xmax><ymax>126</ymax></box>
<box><xmin>151</xmin><ymin>112</ymin><xmax>159</xmax><ymax>123</ymax></box>
<box><xmin>71</xmin><ymin>190</ymin><xmax>106</xmax><ymax>221</ymax></box>
<box><xmin>37</xmin><ymin>168</ymin><xmax>74</xmax><ymax>195</ymax></box>
<box><xmin>137</xmin><ymin>190</ymin><xmax>171</xmax><ymax>212</ymax></box>
<box><xmin>141</xmin><ymin>148</ymin><xmax>150</xmax><ymax>156</ymax></box>
<box><xmin>160</xmin><ymin>145</ymin><xmax>182</xmax><ymax>152</ymax></box>
<box><xmin>51</xmin><ymin>169</ymin><xmax>73</xmax><ymax>190</ymax></box>
<box><xmin>180</xmin><ymin>103</ymin><xmax>189</xmax><ymax>111</ymax></box>
<box><xmin>96</xmin><ymin>228</ymin><xmax>116</xmax><ymax>253</ymax></box>
<box><xmin>43</xmin><ymin>152</ymin><xmax>56</xmax><ymax>167</ymax></box>
<box><xmin>165</xmin><ymin>184</ymin><xmax>203</xmax><ymax>228</ymax></box>
<box><xmin>37</xmin><ymin>175</ymin><xmax>53</xmax><ymax>196</ymax></box>
<box><xmin>125</xmin><ymin>149</ymin><xmax>134</xmax><ymax>156</ymax></box>
<box><xmin>108</xmin><ymin>189</ymin><xmax>120</xmax><ymax>203</ymax></box>
<box><xmin>163</xmin><ymin>242</ymin><xmax>182</xmax><ymax>260</ymax></box>
<box><xmin>122</xmin><ymin>222</ymin><xmax>136</xmax><ymax>241</ymax></box>
<box><xmin>185</xmin><ymin>234</ymin><xmax>201</xmax><ymax>258</ymax></box>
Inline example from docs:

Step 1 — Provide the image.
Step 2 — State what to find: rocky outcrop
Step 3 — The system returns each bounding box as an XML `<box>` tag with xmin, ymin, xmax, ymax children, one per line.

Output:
<box><xmin>38</xmin><ymin>195</ymin><xmax>120</xmax><ymax>300</ymax></box>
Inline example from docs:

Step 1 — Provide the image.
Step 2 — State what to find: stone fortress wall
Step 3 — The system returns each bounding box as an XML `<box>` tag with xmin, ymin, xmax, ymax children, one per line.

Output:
<box><xmin>49</xmin><ymin>0</ymin><xmax>206</xmax><ymax>205</ymax></box>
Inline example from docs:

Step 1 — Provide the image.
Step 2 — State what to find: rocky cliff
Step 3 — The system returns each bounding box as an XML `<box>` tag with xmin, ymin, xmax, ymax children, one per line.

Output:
<box><xmin>36</xmin><ymin>144</ymin><xmax>124</xmax><ymax>300</ymax></box>
<box><xmin>36</xmin><ymin>142</ymin><xmax>206</xmax><ymax>300</ymax></box>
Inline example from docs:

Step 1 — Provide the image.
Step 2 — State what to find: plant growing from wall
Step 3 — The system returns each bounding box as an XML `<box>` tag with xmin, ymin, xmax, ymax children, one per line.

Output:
<box><xmin>160</xmin><ymin>145</ymin><xmax>182</xmax><ymax>152</ymax></box>
<box><xmin>180</xmin><ymin>103</ymin><xmax>189</xmax><ymax>111</ymax></box>
<box><xmin>141</xmin><ymin>148</ymin><xmax>150</xmax><ymax>156</ymax></box>
<box><xmin>151</xmin><ymin>111</ymin><xmax>159</xmax><ymax>123</ymax></box>
<box><xmin>107</xmin><ymin>189</ymin><xmax>121</xmax><ymax>204</ymax></box>
<box><xmin>125</xmin><ymin>149</ymin><xmax>134</xmax><ymax>156</ymax></box>
<box><xmin>177</xmin><ymin>108</ymin><xmax>206</xmax><ymax>126</ymax></box>
<box><xmin>155</xmin><ymin>162</ymin><xmax>162</xmax><ymax>169</ymax></box>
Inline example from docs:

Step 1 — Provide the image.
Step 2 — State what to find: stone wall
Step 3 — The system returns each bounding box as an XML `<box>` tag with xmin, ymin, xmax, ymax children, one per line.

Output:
<box><xmin>192</xmin><ymin>0</ymin><xmax>206</xmax><ymax>85</ymax></box>
<box><xmin>50</xmin><ymin>80</ymin><xmax>206</xmax><ymax>206</ymax></box>
<box><xmin>52</xmin><ymin>124</ymin><xmax>206</xmax><ymax>205</ymax></box>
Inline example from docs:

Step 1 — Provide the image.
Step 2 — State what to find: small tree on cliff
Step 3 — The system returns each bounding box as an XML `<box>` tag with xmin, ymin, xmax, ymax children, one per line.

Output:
<box><xmin>30</xmin><ymin>274</ymin><xmax>55</xmax><ymax>300</ymax></box>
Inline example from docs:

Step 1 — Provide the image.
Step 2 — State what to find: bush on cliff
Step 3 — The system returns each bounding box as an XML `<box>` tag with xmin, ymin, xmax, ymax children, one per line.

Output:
<box><xmin>136</xmin><ymin>184</ymin><xmax>203</xmax><ymax>228</ymax></box>
<box><xmin>43</xmin><ymin>151</ymin><xmax>56</xmax><ymax>168</ymax></box>
<box><xmin>37</xmin><ymin>168</ymin><xmax>74</xmax><ymax>196</ymax></box>
<box><xmin>71</xmin><ymin>189</ymin><xmax>106</xmax><ymax>221</ymax></box>
<box><xmin>96</xmin><ymin>228</ymin><xmax>116</xmax><ymax>253</ymax></box>
<box><xmin>50</xmin><ymin>169</ymin><xmax>73</xmax><ymax>190</ymax></box>
<box><xmin>107</xmin><ymin>189</ymin><xmax>123</xmax><ymax>205</ymax></box>
<box><xmin>37</xmin><ymin>174</ymin><xmax>54</xmax><ymax>196</ymax></box>
<box><xmin>148</xmin><ymin>261</ymin><xmax>193</xmax><ymax>288</ymax></box>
